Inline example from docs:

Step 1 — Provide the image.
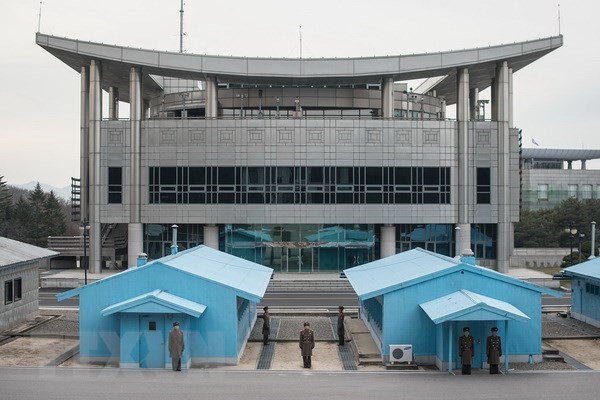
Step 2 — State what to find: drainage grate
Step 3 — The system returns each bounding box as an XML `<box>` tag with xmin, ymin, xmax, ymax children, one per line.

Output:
<box><xmin>256</xmin><ymin>319</ymin><xmax>280</xmax><ymax>370</ymax></box>
<box><xmin>338</xmin><ymin>344</ymin><xmax>357</xmax><ymax>370</ymax></box>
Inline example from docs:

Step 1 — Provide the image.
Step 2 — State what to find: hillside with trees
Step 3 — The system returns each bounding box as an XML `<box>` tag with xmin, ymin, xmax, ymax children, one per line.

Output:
<box><xmin>0</xmin><ymin>175</ymin><xmax>75</xmax><ymax>247</ymax></box>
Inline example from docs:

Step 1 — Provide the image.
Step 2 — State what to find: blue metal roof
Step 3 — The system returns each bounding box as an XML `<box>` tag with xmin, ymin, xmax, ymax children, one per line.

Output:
<box><xmin>101</xmin><ymin>290</ymin><xmax>207</xmax><ymax>317</ymax></box>
<box><xmin>343</xmin><ymin>248</ymin><xmax>460</xmax><ymax>298</ymax></box>
<box><xmin>563</xmin><ymin>257</ymin><xmax>600</xmax><ymax>280</ymax></box>
<box><xmin>58</xmin><ymin>245</ymin><xmax>273</xmax><ymax>303</ymax></box>
<box><xmin>420</xmin><ymin>289</ymin><xmax>530</xmax><ymax>324</ymax></box>
<box><xmin>344</xmin><ymin>248</ymin><xmax>563</xmax><ymax>299</ymax></box>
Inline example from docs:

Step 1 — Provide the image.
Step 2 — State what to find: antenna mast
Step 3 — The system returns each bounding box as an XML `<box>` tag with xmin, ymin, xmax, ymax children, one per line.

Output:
<box><xmin>37</xmin><ymin>1</ymin><xmax>42</xmax><ymax>33</ymax></box>
<box><xmin>558</xmin><ymin>2</ymin><xmax>561</xmax><ymax>35</ymax></box>
<box><xmin>179</xmin><ymin>0</ymin><xmax>185</xmax><ymax>53</ymax></box>
<box><xmin>299</xmin><ymin>25</ymin><xmax>302</xmax><ymax>59</ymax></box>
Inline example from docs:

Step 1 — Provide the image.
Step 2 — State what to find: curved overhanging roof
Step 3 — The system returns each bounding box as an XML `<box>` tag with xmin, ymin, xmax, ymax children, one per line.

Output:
<box><xmin>521</xmin><ymin>148</ymin><xmax>600</xmax><ymax>161</ymax></box>
<box><xmin>36</xmin><ymin>33</ymin><xmax>562</xmax><ymax>104</ymax></box>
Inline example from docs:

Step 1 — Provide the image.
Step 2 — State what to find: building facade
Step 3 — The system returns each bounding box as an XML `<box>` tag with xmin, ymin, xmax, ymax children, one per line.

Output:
<box><xmin>58</xmin><ymin>245</ymin><xmax>272</xmax><ymax>367</ymax></box>
<box><xmin>0</xmin><ymin>237</ymin><xmax>58</xmax><ymax>331</ymax></box>
<box><xmin>564</xmin><ymin>258</ymin><xmax>600</xmax><ymax>328</ymax></box>
<box><xmin>37</xmin><ymin>33</ymin><xmax>563</xmax><ymax>273</ymax></box>
<box><xmin>344</xmin><ymin>248</ymin><xmax>561</xmax><ymax>370</ymax></box>
<box><xmin>521</xmin><ymin>148</ymin><xmax>600</xmax><ymax>211</ymax></box>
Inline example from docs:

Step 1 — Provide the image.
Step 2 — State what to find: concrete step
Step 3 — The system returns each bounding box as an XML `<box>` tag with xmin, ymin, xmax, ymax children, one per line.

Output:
<box><xmin>385</xmin><ymin>363</ymin><xmax>419</xmax><ymax>370</ymax></box>
<box><xmin>359</xmin><ymin>357</ymin><xmax>382</xmax><ymax>366</ymax></box>
<box><xmin>542</xmin><ymin>344</ymin><xmax>559</xmax><ymax>355</ymax></box>
<box><xmin>543</xmin><ymin>354</ymin><xmax>565</xmax><ymax>362</ymax></box>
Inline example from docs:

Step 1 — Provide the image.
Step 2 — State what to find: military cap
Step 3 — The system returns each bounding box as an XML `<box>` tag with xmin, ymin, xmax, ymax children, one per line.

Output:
<box><xmin>263</xmin><ymin>306</ymin><xmax>269</xmax><ymax>311</ymax></box>
<box><xmin>303</xmin><ymin>321</ymin><xmax>310</xmax><ymax>327</ymax></box>
<box><xmin>173</xmin><ymin>321</ymin><xmax>180</xmax><ymax>326</ymax></box>
<box><xmin>463</xmin><ymin>327</ymin><xmax>470</xmax><ymax>332</ymax></box>
<box><xmin>491</xmin><ymin>327</ymin><xmax>498</xmax><ymax>332</ymax></box>
<box><xmin>339</xmin><ymin>305</ymin><xmax>344</xmax><ymax>310</ymax></box>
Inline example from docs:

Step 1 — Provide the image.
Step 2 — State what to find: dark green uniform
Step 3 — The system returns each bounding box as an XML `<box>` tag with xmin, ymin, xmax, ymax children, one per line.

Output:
<box><xmin>299</xmin><ymin>327</ymin><xmax>315</xmax><ymax>368</ymax></box>
<box><xmin>337</xmin><ymin>310</ymin><xmax>345</xmax><ymax>346</ymax></box>
<box><xmin>458</xmin><ymin>334</ymin><xmax>474</xmax><ymax>375</ymax></box>
<box><xmin>487</xmin><ymin>334</ymin><xmax>502</xmax><ymax>374</ymax></box>
<box><xmin>259</xmin><ymin>310</ymin><xmax>270</xmax><ymax>345</ymax></box>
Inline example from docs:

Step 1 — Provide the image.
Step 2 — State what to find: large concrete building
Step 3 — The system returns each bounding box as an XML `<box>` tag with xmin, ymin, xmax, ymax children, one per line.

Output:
<box><xmin>37</xmin><ymin>33</ymin><xmax>562</xmax><ymax>273</ymax></box>
<box><xmin>521</xmin><ymin>148</ymin><xmax>600</xmax><ymax>211</ymax></box>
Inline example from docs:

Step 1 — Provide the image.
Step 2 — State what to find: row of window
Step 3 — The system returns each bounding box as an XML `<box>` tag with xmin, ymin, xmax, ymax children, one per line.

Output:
<box><xmin>585</xmin><ymin>283</ymin><xmax>600</xmax><ymax>296</ymax></box>
<box><xmin>538</xmin><ymin>184</ymin><xmax>598</xmax><ymax>201</ymax></box>
<box><xmin>148</xmin><ymin>166</ymin><xmax>453</xmax><ymax>205</ymax></box>
<box><xmin>4</xmin><ymin>278</ymin><xmax>22</xmax><ymax>305</ymax></box>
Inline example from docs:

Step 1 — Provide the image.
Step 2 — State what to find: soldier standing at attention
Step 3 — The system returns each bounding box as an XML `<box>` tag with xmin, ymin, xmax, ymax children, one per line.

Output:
<box><xmin>259</xmin><ymin>306</ymin><xmax>270</xmax><ymax>345</ymax></box>
<box><xmin>487</xmin><ymin>327</ymin><xmax>502</xmax><ymax>374</ymax></box>
<box><xmin>458</xmin><ymin>327</ymin><xmax>474</xmax><ymax>375</ymax></box>
<box><xmin>168</xmin><ymin>321</ymin><xmax>184</xmax><ymax>371</ymax></box>
<box><xmin>337</xmin><ymin>306</ymin><xmax>345</xmax><ymax>346</ymax></box>
<box><xmin>299</xmin><ymin>321</ymin><xmax>315</xmax><ymax>368</ymax></box>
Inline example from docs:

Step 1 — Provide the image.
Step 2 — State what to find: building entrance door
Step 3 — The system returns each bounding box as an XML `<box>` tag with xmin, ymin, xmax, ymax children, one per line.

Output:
<box><xmin>139</xmin><ymin>315</ymin><xmax>165</xmax><ymax>368</ymax></box>
<box><xmin>284</xmin><ymin>248</ymin><xmax>313</xmax><ymax>272</ymax></box>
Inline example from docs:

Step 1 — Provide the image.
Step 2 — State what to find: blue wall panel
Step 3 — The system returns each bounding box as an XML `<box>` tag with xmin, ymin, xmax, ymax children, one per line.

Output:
<box><xmin>78</xmin><ymin>262</ymin><xmax>247</xmax><ymax>363</ymax></box>
<box><xmin>378</xmin><ymin>268</ymin><xmax>543</xmax><ymax>359</ymax></box>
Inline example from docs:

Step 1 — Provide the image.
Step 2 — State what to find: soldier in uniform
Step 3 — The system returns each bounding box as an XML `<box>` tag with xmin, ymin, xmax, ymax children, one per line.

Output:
<box><xmin>299</xmin><ymin>321</ymin><xmax>315</xmax><ymax>368</ymax></box>
<box><xmin>486</xmin><ymin>327</ymin><xmax>502</xmax><ymax>374</ymax></box>
<box><xmin>259</xmin><ymin>306</ymin><xmax>270</xmax><ymax>345</ymax></box>
<box><xmin>337</xmin><ymin>306</ymin><xmax>345</xmax><ymax>346</ymax></box>
<box><xmin>168</xmin><ymin>321</ymin><xmax>184</xmax><ymax>371</ymax></box>
<box><xmin>458</xmin><ymin>327</ymin><xmax>474</xmax><ymax>375</ymax></box>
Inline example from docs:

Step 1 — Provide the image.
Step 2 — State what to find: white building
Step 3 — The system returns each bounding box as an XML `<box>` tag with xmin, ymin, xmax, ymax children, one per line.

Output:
<box><xmin>37</xmin><ymin>33</ymin><xmax>563</xmax><ymax>273</ymax></box>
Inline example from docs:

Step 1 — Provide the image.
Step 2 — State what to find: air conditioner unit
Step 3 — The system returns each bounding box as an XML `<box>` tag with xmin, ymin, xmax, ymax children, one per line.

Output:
<box><xmin>389</xmin><ymin>344</ymin><xmax>413</xmax><ymax>364</ymax></box>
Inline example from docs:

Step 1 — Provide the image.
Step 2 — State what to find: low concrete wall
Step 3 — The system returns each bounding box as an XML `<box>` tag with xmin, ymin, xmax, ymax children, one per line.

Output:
<box><xmin>511</xmin><ymin>248</ymin><xmax>570</xmax><ymax>268</ymax></box>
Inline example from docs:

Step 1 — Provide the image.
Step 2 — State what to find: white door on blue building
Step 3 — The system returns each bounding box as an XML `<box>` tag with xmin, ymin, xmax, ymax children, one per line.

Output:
<box><xmin>139</xmin><ymin>315</ymin><xmax>165</xmax><ymax>368</ymax></box>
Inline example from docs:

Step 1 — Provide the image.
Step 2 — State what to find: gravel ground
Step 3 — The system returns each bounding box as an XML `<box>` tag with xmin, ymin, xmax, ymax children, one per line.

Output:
<box><xmin>270</xmin><ymin>342</ymin><xmax>342</xmax><ymax>371</ymax></box>
<box><xmin>219</xmin><ymin>342</ymin><xmax>261</xmax><ymax>370</ymax></box>
<box><xmin>543</xmin><ymin>314</ymin><xmax>600</xmax><ymax>338</ymax></box>
<box><xmin>277</xmin><ymin>317</ymin><xmax>334</xmax><ymax>340</ymax></box>
<box><xmin>0</xmin><ymin>337</ymin><xmax>79</xmax><ymax>366</ymax></box>
<box><xmin>509</xmin><ymin>361</ymin><xmax>575</xmax><ymax>371</ymax></box>
<box><xmin>546</xmin><ymin>339</ymin><xmax>600</xmax><ymax>370</ymax></box>
<box><xmin>26</xmin><ymin>315</ymin><xmax>79</xmax><ymax>337</ymax></box>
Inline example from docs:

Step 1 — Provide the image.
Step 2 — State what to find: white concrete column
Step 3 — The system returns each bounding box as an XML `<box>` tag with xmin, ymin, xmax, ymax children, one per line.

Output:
<box><xmin>80</xmin><ymin>66</ymin><xmax>89</xmax><ymax>224</ymax></box>
<box><xmin>380</xmin><ymin>224</ymin><xmax>396</xmax><ymax>258</ymax></box>
<box><xmin>88</xmin><ymin>60</ymin><xmax>102</xmax><ymax>273</ymax></box>
<box><xmin>203</xmin><ymin>224</ymin><xmax>219</xmax><ymax>249</ymax></box>
<box><xmin>469</xmin><ymin>88</ymin><xmax>479</xmax><ymax>120</ymax></box>
<box><xmin>205</xmin><ymin>76</ymin><xmax>218</xmax><ymax>118</ymax></box>
<box><xmin>456</xmin><ymin>68</ymin><xmax>471</xmax><ymax>254</ymax></box>
<box><xmin>490</xmin><ymin>77</ymin><xmax>497</xmax><ymax>121</ymax></box>
<box><xmin>108</xmin><ymin>86</ymin><xmax>119</xmax><ymax>120</ymax></box>
<box><xmin>128</xmin><ymin>223</ymin><xmax>143</xmax><ymax>268</ymax></box>
<box><xmin>495</xmin><ymin>61</ymin><xmax>511</xmax><ymax>273</ymax></box>
<box><xmin>381</xmin><ymin>77</ymin><xmax>394</xmax><ymax>118</ymax></box>
<box><xmin>128</xmin><ymin>66</ymin><xmax>143</xmax><ymax>268</ymax></box>
<box><xmin>508</xmin><ymin>68</ymin><xmax>514</xmax><ymax>128</ymax></box>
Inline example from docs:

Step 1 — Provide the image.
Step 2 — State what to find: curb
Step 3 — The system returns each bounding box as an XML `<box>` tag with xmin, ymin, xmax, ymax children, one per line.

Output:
<box><xmin>46</xmin><ymin>344</ymin><xmax>80</xmax><ymax>367</ymax></box>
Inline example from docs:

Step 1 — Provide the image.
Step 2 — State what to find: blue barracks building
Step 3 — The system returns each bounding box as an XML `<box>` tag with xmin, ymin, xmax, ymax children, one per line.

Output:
<box><xmin>564</xmin><ymin>258</ymin><xmax>600</xmax><ymax>328</ymax></box>
<box><xmin>58</xmin><ymin>245</ymin><xmax>272</xmax><ymax>368</ymax></box>
<box><xmin>344</xmin><ymin>248</ymin><xmax>561</xmax><ymax>372</ymax></box>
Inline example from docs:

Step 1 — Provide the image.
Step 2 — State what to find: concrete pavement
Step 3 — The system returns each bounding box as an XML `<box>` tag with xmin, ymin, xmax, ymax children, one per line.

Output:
<box><xmin>1</xmin><ymin>367</ymin><xmax>599</xmax><ymax>400</ymax></box>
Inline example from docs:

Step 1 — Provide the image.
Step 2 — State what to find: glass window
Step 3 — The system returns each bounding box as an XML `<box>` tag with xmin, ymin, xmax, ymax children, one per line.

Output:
<box><xmin>14</xmin><ymin>278</ymin><xmax>22</xmax><ymax>301</ymax></box>
<box><xmin>568</xmin><ymin>184</ymin><xmax>578</xmax><ymax>199</ymax></box>
<box><xmin>581</xmin><ymin>184</ymin><xmax>592</xmax><ymax>200</ymax></box>
<box><xmin>4</xmin><ymin>280</ymin><xmax>13</xmax><ymax>305</ymax></box>
<box><xmin>538</xmin><ymin>184</ymin><xmax>548</xmax><ymax>200</ymax></box>
<box><xmin>108</xmin><ymin>167</ymin><xmax>122</xmax><ymax>204</ymax></box>
<box><xmin>471</xmin><ymin>224</ymin><xmax>497</xmax><ymax>259</ymax></box>
<box><xmin>476</xmin><ymin>168</ymin><xmax>491</xmax><ymax>204</ymax></box>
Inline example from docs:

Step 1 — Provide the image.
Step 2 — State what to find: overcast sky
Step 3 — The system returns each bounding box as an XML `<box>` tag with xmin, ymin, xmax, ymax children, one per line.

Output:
<box><xmin>1</xmin><ymin>0</ymin><xmax>599</xmax><ymax>187</ymax></box>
